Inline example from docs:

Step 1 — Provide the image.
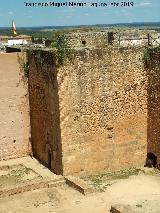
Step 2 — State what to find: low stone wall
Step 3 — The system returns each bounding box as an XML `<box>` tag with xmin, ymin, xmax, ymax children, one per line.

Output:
<box><xmin>66</xmin><ymin>32</ymin><xmax>108</xmax><ymax>48</ymax></box>
<box><xmin>65</xmin><ymin>175</ymin><xmax>95</xmax><ymax>195</ymax></box>
<box><xmin>65</xmin><ymin>30</ymin><xmax>160</xmax><ymax>48</ymax></box>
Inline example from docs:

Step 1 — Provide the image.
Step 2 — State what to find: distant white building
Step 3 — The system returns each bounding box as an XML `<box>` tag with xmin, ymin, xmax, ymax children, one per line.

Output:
<box><xmin>7</xmin><ymin>39</ymin><xmax>28</xmax><ymax>46</ymax></box>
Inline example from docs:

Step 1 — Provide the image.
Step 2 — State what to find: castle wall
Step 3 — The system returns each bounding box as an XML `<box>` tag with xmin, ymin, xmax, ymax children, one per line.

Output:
<box><xmin>28</xmin><ymin>47</ymin><xmax>148</xmax><ymax>176</ymax></box>
<box><xmin>66</xmin><ymin>32</ymin><xmax>108</xmax><ymax>48</ymax></box>
<box><xmin>59</xmin><ymin>47</ymin><xmax>148</xmax><ymax>175</ymax></box>
<box><xmin>28</xmin><ymin>51</ymin><xmax>63</xmax><ymax>174</ymax></box>
<box><xmin>146</xmin><ymin>48</ymin><xmax>160</xmax><ymax>167</ymax></box>
<box><xmin>0</xmin><ymin>53</ymin><xmax>31</xmax><ymax>160</ymax></box>
<box><xmin>65</xmin><ymin>31</ymin><xmax>160</xmax><ymax>48</ymax></box>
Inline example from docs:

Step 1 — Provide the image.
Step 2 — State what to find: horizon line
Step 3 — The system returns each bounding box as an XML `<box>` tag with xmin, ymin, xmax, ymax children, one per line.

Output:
<box><xmin>0</xmin><ymin>21</ymin><xmax>160</xmax><ymax>28</ymax></box>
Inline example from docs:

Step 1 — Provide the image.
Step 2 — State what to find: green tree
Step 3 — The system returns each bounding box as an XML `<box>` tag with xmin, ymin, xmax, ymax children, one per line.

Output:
<box><xmin>51</xmin><ymin>33</ymin><xmax>72</xmax><ymax>65</ymax></box>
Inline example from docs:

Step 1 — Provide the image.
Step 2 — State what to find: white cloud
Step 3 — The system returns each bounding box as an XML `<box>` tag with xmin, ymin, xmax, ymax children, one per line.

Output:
<box><xmin>8</xmin><ymin>11</ymin><xmax>14</xmax><ymax>15</ymax></box>
<box><xmin>103</xmin><ymin>12</ymin><xmax>109</xmax><ymax>16</ymax></box>
<box><xmin>140</xmin><ymin>2</ymin><xmax>151</xmax><ymax>6</ymax></box>
<box><xmin>135</xmin><ymin>2</ymin><xmax>152</xmax><ymax>7</ymax></box>
<box><xmin>61</xmin><ymin>8</ymin><xmax>76</xmax><ymax>13</ymax></box>
<box><xmin>66</xmin><ymin>15</ymin><xmax>72</xmax><ymax>19</ymax></box>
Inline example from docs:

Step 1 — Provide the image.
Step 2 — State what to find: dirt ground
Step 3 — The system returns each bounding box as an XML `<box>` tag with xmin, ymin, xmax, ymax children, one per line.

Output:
<box><xmin>0</xmin><ymin>171</ymin><xmax>160</xmax><ymax>213</ymax></box>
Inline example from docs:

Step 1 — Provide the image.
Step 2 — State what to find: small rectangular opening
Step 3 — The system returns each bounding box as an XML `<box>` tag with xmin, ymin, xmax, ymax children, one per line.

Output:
<box><xmin>48</xmin><ymin>150</ymin><xmax>52</xmax><ymax>170</ymax></box>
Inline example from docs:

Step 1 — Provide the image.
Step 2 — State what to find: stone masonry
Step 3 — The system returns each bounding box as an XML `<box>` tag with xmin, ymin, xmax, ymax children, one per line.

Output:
<box><xmin>65</xmin><ymin>30</ymin><xmax>160</xmax><ymax>48</ymax></box>
<box><xmin>146</xmin><ymin>47</ymin><xmax>160</xmax><ymax>167</ymax></box>
<box><xmin>28</xmin><ymin>46</ymin><xmax>150</xmax><ymax>176</ymax></box>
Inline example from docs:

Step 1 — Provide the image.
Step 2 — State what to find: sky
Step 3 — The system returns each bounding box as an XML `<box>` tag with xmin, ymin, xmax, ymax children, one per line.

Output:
<box><xmin>0</xmin><ymin>0</ymin><xmax>160</xmax><ymax>27</ymax></box>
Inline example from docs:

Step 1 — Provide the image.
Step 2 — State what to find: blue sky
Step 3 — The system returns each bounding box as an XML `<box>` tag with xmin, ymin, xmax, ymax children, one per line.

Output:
<box><xmin>0</xmin><ymin>0</ymin><xmax>160</xmax><ymax>27</ymax></box>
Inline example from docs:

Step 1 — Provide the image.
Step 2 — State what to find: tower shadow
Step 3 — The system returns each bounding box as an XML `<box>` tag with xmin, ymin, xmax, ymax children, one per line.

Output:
<box><xmin>146</xmin><ymin>47</ymin><xmax>160</xmax><ymax>168</ymax></box>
